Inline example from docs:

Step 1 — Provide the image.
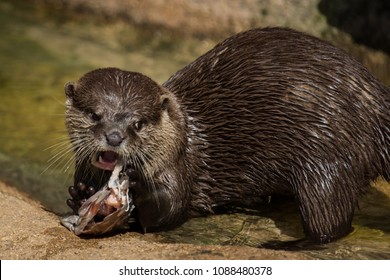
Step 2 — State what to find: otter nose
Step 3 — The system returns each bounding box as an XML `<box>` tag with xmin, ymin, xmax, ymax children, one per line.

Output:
<box><xmin>105</xmin><ymin>130</ymin><xmax>124</xmax><ymax>147</ymax></box>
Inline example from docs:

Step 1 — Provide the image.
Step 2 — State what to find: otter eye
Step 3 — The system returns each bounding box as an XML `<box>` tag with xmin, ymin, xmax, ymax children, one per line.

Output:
<box><xmin>134</xmin><ymin>119</ymin><xmax>146</xmax><ymax>131</ymax></box>
<box><xmin>89</xmin><ymin>112</ymin><xmax>101</xmax><ymax>122</ymax></box>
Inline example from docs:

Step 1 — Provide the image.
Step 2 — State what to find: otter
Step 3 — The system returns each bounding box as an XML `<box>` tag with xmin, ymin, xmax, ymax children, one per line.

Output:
<box><xmin>64</xmin><ymin>27</ymin><xmax>390</xmax><ymax>245</ymax></box>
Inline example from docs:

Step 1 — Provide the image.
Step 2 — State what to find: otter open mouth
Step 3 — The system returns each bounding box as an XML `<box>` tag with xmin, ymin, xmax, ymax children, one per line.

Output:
<box><xmin>92</xmin><ymin>151</ymin><xmax>120</xmax><ymax>171</ymax></box>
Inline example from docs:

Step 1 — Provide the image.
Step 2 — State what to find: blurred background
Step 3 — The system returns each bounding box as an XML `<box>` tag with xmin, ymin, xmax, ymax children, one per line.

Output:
<box><xmin>0</xmin><ymin>0</ymin><xmax>389</xmax><ymax>258</ymax></box>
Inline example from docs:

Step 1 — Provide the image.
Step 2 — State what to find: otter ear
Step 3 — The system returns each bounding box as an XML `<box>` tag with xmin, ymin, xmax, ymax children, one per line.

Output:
<box><xmin>161</xmin><ymin>97</ymin><xmax>169</xmax><ymax>110</ymax></box>
<box><xmin>64</xmin><ymin>82</ymin><xmax>76</xmax><ymax>98</ymax></box>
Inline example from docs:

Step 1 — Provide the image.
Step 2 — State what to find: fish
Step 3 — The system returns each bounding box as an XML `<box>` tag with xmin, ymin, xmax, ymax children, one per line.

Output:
<box><xmin>60</xmin><ymin>162</ymin><xmax>135</xmax><ymax>235</ymax></box>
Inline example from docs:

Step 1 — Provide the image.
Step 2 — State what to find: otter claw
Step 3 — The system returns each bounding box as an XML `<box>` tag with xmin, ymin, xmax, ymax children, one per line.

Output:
<box><xmin>67</xmin><ymin>182</ymin><xmax>99</xmax><ymax>213</ymax></box>
<box><xmin>126</xmin><ymin>168</ymin><xmax>139</xmax><ymax>181</ymax></box>
<box><xmin>68</xmin><ymin>185</ymin><xmax>79</xmax><ymax>198</ymax></box>
<box><xmin>66</xmin><ymin>198</ymin><xmax>77</xmax><ymax>211</ymax></box>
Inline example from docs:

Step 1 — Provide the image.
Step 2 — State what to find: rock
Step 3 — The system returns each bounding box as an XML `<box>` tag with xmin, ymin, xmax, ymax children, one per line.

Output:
<box><xmin>33</xmin><ymin>0</ymin><xmax>329</xmax><ymax>39</ymax></box>
<box><xmin>0</xmin><ymin>181</ymin><xmax>309</xmax><ymax>259</ymax></box>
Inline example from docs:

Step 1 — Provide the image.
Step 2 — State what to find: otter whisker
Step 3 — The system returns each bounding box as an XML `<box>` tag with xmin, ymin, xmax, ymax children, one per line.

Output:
<box><xmin>43</xmin><ymin>146</ymin><xmax>75</xmax><ymax>174</ymax></box>
<box><xmin>42</xmin><ymin>140</ymin><xmax>76</xmax><ymax>175</ymax></box>
<box><xmin>45</xmin><ymin>141</ymin><xmax>72</xmax><ymax>159</ymax></box>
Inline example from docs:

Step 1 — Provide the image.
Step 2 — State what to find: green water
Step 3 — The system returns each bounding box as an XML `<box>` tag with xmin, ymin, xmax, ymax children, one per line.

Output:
<box><xmin>1</xmin><ymin>0</ymin><xmax>389</xmax><ymax>259</ymax></box>
<box><xmin>0</xmin><ymin>0</ymin><xmax>211</xmax><ymax>212</ymax></box>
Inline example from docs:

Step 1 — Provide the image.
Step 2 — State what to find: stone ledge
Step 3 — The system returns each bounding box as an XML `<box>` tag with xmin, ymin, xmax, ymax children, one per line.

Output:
<box><xmin>0</xmin><ymin>181</ymin><xmax>309</xmax><ymax>260</ymax></box>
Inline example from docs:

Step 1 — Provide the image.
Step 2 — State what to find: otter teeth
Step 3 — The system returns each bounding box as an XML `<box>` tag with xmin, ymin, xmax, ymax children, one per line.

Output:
<box><xmin>100</xmin><ymin>151</ymin><xmax>119</xmax><ymax>163</ymax></box>
<box><xmin>92</xmin><ymin>151</ymin><xmax>120</xmax><ymax>171</ymax></box>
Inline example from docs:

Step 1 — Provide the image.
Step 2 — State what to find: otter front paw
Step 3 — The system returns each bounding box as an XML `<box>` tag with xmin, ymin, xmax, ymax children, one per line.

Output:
<box><xmin>66</xmin><ymin>182</ymin><xmax>98</xmax><ymax>214</ymax></box>
<box><xmin>126</xmin><ymin>166</ymin><xmax>141</xmax><ymax>191</ymax></box>
<box><xmin>125</xmin><ymin>167</ymin><xmax>178</xmax><ymax>232</ymax></box>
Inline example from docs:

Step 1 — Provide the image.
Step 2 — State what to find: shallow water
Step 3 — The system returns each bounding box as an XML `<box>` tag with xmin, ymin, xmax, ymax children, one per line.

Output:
<box><xmin>155</xmin><ymin>181</ymin><xmax>390</xmax><ymax>259</ymax></box>
<box><xmin>1</xmin><ymin>0</ymin><xmax>389</xmax><ymax>259</ymax></box>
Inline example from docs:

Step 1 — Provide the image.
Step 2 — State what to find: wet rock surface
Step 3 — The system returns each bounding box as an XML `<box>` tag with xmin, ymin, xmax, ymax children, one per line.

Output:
<box><xmin>0</xmin><ymin>181</ymin><xmax>309</xmax><ymax>260</ymax></box>
<box><xmin>1</xmin><ymin>179</ymin><xmax>389</xmax><ymax>260</ymax></box>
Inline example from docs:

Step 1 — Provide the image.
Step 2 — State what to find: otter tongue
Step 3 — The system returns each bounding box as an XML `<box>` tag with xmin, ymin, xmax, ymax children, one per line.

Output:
<box><xmin>94</xmin><ymin>151</ymin><xmax>119</xmax><ymax>171</ymax></box>
<box><xmin>101</xmin><ymin>151</ymin><xmax>118</xmax><ymax>163</ymax></box>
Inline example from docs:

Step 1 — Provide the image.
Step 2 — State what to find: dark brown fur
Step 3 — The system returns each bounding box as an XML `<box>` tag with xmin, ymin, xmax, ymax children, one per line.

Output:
<box><xmin>65</xmin><ymin>27</ymin><xmax>390</xmax><ymax>244</ymax></box>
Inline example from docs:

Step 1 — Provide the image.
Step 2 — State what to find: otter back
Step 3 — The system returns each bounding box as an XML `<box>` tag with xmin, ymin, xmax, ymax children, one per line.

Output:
<box><xmin>163</xmin><ymin>27</ymin><xmax>390</xmax><ymax>243</ymax></box>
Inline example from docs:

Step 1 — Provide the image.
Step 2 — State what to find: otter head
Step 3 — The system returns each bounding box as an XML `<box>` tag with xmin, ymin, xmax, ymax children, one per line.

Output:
<box><xmin>64</xmin><ymin>68</ymin><xmax>186</xmax><ymax>175</ymax></box>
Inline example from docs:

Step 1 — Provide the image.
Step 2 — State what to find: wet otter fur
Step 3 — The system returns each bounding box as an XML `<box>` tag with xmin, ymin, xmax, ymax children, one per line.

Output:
<box><xmin>65</xmin><ymin>27</ymin><xmax>390</xmax><ymax>244</ymax></box>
